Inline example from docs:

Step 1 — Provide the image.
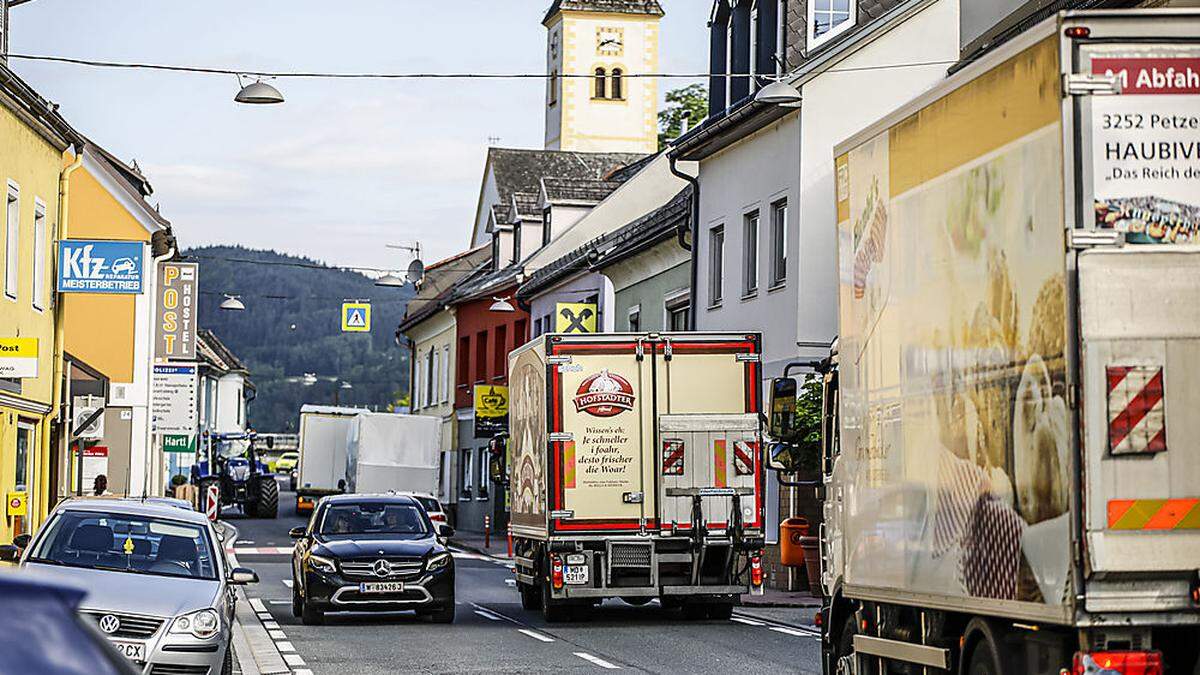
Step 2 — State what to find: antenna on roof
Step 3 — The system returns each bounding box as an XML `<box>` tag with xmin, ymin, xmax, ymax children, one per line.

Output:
<box><xmin>487</xmin><ymin>136</ymin><xmax>502</xmax><ymax>145</ymax></box>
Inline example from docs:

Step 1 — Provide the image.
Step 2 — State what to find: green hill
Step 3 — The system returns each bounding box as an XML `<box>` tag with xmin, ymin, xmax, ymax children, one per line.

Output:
<box><xmin>185</xmin><ymin>245</ymin><xmax>413</xmax><ymax>432</ymax></box>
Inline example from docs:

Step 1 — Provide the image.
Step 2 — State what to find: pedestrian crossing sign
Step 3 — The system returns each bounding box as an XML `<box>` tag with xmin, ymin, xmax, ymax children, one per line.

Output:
<box><xmin>342</xmin><ymin>302</ymin><xmax>371</xmax><ymax>332</ymax></box>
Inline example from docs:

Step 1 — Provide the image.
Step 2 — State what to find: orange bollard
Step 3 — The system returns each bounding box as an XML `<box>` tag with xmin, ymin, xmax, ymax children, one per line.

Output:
<box><xmin>484</xmin><ymin>515</ymin><xmax>491</xmax><ymax>549</ymax></box>
<box><xmin>506</xmin><ymin>523</ymin><xmax>513</xmax><ymax>558</ymax></box>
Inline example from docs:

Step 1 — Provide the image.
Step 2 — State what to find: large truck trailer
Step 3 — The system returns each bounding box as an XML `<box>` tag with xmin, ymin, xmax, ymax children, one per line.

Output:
<box><xmin>767</xmin><ymin>10</ymin><xmax>1200</xmax><ymax>674</ymax></box>
<box><xmin>507</xmin><ymin>332</ymin><xmax>767</xmax><ymax>622</ymax></box>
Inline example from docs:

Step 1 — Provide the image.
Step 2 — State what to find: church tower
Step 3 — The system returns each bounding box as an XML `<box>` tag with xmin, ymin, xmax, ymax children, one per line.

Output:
<box><xmin>543</xmin><ymin>1</ymin><xmax>663</xmax><ymax>154</ymax></box>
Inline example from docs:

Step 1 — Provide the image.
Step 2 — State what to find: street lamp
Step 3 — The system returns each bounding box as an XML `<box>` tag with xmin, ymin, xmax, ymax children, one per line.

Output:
<box><xmin>219</xmin><ymin>294</ymin><xmax>246</xmax><ymax>311</ymax></box>
<box><xmin>234</xmin><ymin>76</ymin><xmax>284</xmax><ymax>105</ymax></box>
<box><xmin>374</xmin><ymin>272</ymin><xmax>406</xmax><ymax>287</ymax></box>
<box><xmin>754</xmin><ymin>79</ymin><xmax>802</xmax><ymax>106</ymax></box>
<box><xmin>489</xmin><ymin>296</ymin><xmax>516</xmax><ymax>313</ymax></box>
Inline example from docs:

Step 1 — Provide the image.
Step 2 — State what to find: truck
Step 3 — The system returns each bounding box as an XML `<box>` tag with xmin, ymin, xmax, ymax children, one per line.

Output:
<box><xmin>294</xmin><ymin>405</ymin><xmax>440</xmax><ymax>514</ymax></box>
<box><xmin>507</xmin><ymin>332</ymin><xmax>767</xmax><ymax>623</ymax></box>
<box><xmin>766</xmin><ymin>10</ymin><xmax>1200</xmax><ymax>674</ymax></box>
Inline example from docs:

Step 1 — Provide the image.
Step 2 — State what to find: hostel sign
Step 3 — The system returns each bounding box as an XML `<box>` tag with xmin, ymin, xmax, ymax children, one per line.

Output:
<box><xmin>155</xmin><ymin>262</ymin><xmax>198</xmax><ymax>359</ymax></box>
<box><xmin>58</xmin><ymin>240</ymin><xmax>144</xmax><ymax>293</ymax></box>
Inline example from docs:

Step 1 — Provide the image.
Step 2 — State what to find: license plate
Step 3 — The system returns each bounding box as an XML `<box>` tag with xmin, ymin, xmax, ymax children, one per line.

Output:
<box><xmin>109</xmin><ymin>640</ymin><xmax>146</xmax><ymax>662</ymax></box>
<box><xmin>359</xmin><ymin>581</ymin><xmax>405</xmax><ymax>593</ymax></box>
<box><xmin>564</xmin><ymin>565</ymin><xmax>589</xmax><ymax>585</ymax></box>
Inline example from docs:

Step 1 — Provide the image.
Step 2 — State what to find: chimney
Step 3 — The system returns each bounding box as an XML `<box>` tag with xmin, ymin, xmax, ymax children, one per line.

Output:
<box><xmin>1</xmin><ymin>0</ymin><xmax>9</xmax><ymax>64</ymax></box>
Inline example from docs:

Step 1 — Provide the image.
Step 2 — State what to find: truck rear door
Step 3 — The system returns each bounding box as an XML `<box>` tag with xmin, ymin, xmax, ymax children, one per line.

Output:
<box><xmin>656</xmin><ymin>334</ymin><xmax>763</xmax><ymax>537</ymax></box>
<box><xmin>547</xmin><ymin>335</ymin><xmax>655</xmax><ymax>533</ymax></box>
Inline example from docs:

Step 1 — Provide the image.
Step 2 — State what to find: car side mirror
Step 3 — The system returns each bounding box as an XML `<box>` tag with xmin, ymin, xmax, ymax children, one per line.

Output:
<box><xmin>229</xmin><ymin>567</ymin><xmax>259</xmax><ymax>584</ymax></box>
<box><xmin>437</xmin><ymin>524</ymin><xmax>455</xmax><ymax>538</ymax></box>
<box><xmin>0</xmin><ymin>544</ymin><xmax>20</xmax><ymax>562</ymax></box>
<box><xmin>288</xmin><ymin>526</ymin><xmax>307</xmax><ymax>539</ymax></box>
<box><xmin>13</xmin><ymin>533</ymin><xmax>30</xmax><ymax>549</ymax></box>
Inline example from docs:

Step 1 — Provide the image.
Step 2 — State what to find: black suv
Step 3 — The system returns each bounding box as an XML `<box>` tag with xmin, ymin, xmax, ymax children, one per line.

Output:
<box><xmin>290</xmin><ymin>494</ymin><xmax>455</xmax><ymax>624</ymax></box>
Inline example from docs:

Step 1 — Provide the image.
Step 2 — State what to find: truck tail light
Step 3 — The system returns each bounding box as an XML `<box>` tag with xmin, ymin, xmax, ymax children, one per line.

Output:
<box><xmin>1073</xmin><ymin>651</ymin><xmax>1163</xmax><ymax>675</ymax></box>
<box><xmin>750</xmin><ymin>553</ymin><xmax>763</xmax><ymax>587</ymax></box>
<box><xmin>662</xmin><ymin>439</ymin><xmax>685</xmax><ymax>476</ymax></box>
<box><xmin>551</xmin><ymin>555</ymin><xmax>564</xmax><ymax>590</ymax></box>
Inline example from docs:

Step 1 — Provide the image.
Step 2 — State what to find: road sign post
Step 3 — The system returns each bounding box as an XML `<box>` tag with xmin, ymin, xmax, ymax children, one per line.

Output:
<box><xmin>205</xmin><ymin>484</ymin><xmax>219</xmax><ymax>522</ymax></box>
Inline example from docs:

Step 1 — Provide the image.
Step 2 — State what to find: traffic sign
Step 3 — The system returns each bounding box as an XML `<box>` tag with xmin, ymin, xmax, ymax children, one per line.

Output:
<box><xmin>6</xmin><ymin>492</ymin><xmax>26</xmax><ymax>517</ymax></box>
<box><xmin>342</xmin><ymin>302</ymin><xmax>371</xmax><ymax>332</ymax></box>
<box><xmin>205</xmin><ymin>484</ymin><xmax>219</xmax><ymax>522</ymax></box>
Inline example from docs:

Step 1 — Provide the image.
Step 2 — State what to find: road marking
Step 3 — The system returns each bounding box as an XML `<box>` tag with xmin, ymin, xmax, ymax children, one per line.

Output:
<box><xmin>262</xmin><ymin>620</ymin><xmax>280</xmax><ymax>630</ymax></box>
<box><xmin>574</xmin><ymin>652</ymin><xmax>620</xmax><ymax>669</ymax></box>
<box><xmin>293</xmin><ymin>671</ymin><xmax>313</xmax><ymax>675</ymax></box>
<box><xmin>268</xmin><ymin>629</ymin><xmax>288</xmax><ymax>640</ymax></box>
<box><xmin>235</xmin><ymin>540</ymin><xmax>254</xmax><ymax>545</ymax></box>
<box><xmin>276</xmin><ymin>641</ymin><xmax>295</xmax><ymax>653</ymax></box>
<box><xmin>281</xmin><ymin>579</ymin><xmax>293</xmax><ymax>588</ymax></box>
<box><xmin>469</xmin><ymin>603</ymin><xmax>523</xmax><ymax>626</ymax></box>
<box><xmin>731</xmin><ymin>616</ymin><xmax>765</xmax><ymax>626</ymax></box>
<box><xmin>474</xmin><ymin>609</ymin><xmax>503</xmax><ymax>621</ymax></box>
<box><xmin>283</xmin><ymin>653</ymin><xmax>306</xmax><ymax>667</ymax></box>
<box><xmin>249</xmin><ymin>598</ymin><xmax>267</xmax><ymax>613</ymax></box>
<box><xmin>769</xmin><ymin>626</ymin><xmax>815</xmax><ymax>638</ymax></box>
<box><xmin>518</xmin><ymin>628</ymin><xmax>555</xmax><ymax>643</ymax></box>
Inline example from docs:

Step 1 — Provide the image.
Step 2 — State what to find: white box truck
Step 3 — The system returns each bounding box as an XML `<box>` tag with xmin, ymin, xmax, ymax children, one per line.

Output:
<box><xmin>294</xmin><ymin>405</ymin><xmax>359</xmax><ymax>513</ymax></box>
<box><xmin>508</xmin><ymin>332</ymin><xmax>767</xmax><ymax>622</ymax></box>
<box><xmin>767</xmin><ymin>10</ymin><xmax>1200</xmax><ymax>673</ymax></box>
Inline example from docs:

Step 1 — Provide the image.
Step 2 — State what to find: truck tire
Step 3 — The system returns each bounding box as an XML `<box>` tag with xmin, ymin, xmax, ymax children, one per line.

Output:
<box><xmin>519</xmin><ymin>582</ymin><xmax>542</xmax><ymax>611</ymax></box>
<box><xmin>967</xmin><ymin>644</ymin><xmax>1000</xmax><ymax>675</ymax></box>
<box><xmin>964</xmin><ymin>619</ymin><xmax>1006</xmax><ymax>675</ymax></box>
<box><xmin>254</xmin><ymin>477</ymin><xmax>279</xmax><ymax>519</ymax></box>
<box><xmin>834</xmin><ymin>615</ymin><xmax>856</xmax><ymax>675</ymax></box>
<box><xmin>541</xmin><ymin>580</ymin><xmax>570</xmax><ymax>623</ymax></box>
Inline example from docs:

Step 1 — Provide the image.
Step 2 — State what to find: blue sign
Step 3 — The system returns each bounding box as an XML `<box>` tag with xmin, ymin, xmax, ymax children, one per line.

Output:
<box><xmin>58</xmin><ymin>240</ymin><xmax>145</xmax><ymax>294</ymax></box>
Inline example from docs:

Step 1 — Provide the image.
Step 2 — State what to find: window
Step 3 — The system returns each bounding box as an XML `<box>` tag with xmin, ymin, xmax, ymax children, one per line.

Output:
<box><xmin>15</xmin><ymin>422</ymin><xmax>33</xmax><ymax>492</ymax></box>
<box><xmin>32</xmin><ymin>201</ymin><xmax>46</xmax><ymax>310</ymax></box>
<box><xmin>548</xmin><ymin>69</ymin><xmax>558</xmax><ymax>105</ymax></box>
<box><xmin>665</xmin><ymin>290</ymin><xmax>690</xmax><ymax>331</ymax></box>
<box><xmin>512</xmin><ymin>222</ymin><xmax>523</xmax><ymax>264</ymax></box>
<box><xmin>743</xmin><ymin>211</ymin><xmax>759</xmax><ymax>296</ymax></box>
<box><xmin>428</xmin><ymin>347</ymin><xmax>438</xmax><ymax>407</ymax></box>
<box><xmin>475</xmin><ymin>330</ymin><xmax>488</xmax><ymax>382</ymax></box>
<box><xmin>5</xmin><ymin>182</ymin><xmax>17</xmax><ymax>300</ymax></box>
<box><xmin>594</xmin><ymin>67</ymin><xmax>607</xmax><ymax>98</ymax></box>
<box><xmin>491</xmin><ymin>233</ymin><xmax>501</xmax><ymax>270</ymax></box>
<box><xmin>477</xmin><ymin>447</ymin><xmax>490</xmax><ymax>500</ymax></box>
<box><xmin>493</xmin><ymin>325</ymin><xmax>507</xmax><ymax>377</ymax></box>
<box><xmin>611</xmin><ymin>68</ymin><xmax>624</xmax><ymax>99</ymax></box>
<box><xmin>627</xmin><ymin>305</ymin><xmax>641</xmax><ymax>332</ymax></box>
<box><xmin>541</xmin><ymin>313</ymin><xmax>552</xmax><ymax>336</ymax></box>
<box><xmin>442</xmin><ymin>345</ymin><xmax>451</xmax><ymax>403</ymax></box>
<box><xmin>514</xmin><ymin>318</ymin><xmax>528</xmax><ymax>348</ymax></box>
<box><xmin>457</xmin><ymin>336</ymin><xmax>470</xmax><ymax>387</ymax></box>
<box><xmin>709</xmin><ymin>225</ymin><xmax>725</xmax><ymax>306</ymax></box>
<box><xmin>460</xmin><ymin>448</ymin><xmax>473</xmax><ymax>500</ymax></box>
<box><xmin>770</xmin><ymin>199</ymin><xmax>788</xmax><ymax>287</ymax></box>
<box><xmin>809</xmin><ymin>0</ymin><xmax>855</xmax><ymax>47</ymax></box>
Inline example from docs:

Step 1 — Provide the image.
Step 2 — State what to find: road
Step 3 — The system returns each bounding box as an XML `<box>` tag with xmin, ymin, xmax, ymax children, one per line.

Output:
<box><xmin>222</xmin><ymin>479</ymin><xmax>822</xmax><ymax>674</ymax></box>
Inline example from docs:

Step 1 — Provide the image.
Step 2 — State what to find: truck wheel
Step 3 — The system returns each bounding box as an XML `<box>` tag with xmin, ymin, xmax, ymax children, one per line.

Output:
<box><xmin>541</xmin><ymin>580</ymin><xmax>570</xmax><ymax>623</ymax></box>
<box><xmin>834</xmin><ymin>615</ymin><xmax>856</xmax><ymax>675</ymax></box>
<box><xmin>519</xmin><ymin>582</ymin><xmax>542</xmax><ymax>611</ymax></box>
<box><xmin>707</xmin><ymin>602</ymin><xmax>733</xmax><ymax>620</ymax></box>
<box><xmin>255</xmin><ymin>477</ymin><xmax>279</xmax><ymax>519</ymax></box>
<box><xmin>621</xmin><ymin>597</ymin><xmax>652</xmax><ymax>607</ymax></box>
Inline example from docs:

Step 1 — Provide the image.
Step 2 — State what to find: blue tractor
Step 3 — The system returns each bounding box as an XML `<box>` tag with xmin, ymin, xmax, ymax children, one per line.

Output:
<box><xmin>191</xmin><ymin>431</ymin><xmax>279</xmax><ymax>519</ymax></box>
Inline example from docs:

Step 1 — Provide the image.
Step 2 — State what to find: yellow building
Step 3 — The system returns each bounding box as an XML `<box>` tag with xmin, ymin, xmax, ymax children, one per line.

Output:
<box><xmin>61</xmin><ymin>146</ymin><xmax>172</xmax><ymax>499</ymax></box>
<box><xmin>543</xmin><ymin>0</ymin><xmax>663</xmax><ymax>153</ymax></box>
<box><xmin>0</xmin><ymin>65</ymin><xmax>77</xmax><ymax>542</ymax></box>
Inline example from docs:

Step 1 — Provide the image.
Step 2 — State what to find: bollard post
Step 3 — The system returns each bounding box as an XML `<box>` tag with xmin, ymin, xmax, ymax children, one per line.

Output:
<box><xmin>507</xmin><ymin>523</ymin><xmax>513</xmax><ymax>558</ymax></box>
<box><xmin>484</xmin><ymin>515</ymin><xmax>491</xmax><ymax>549</ymax></box>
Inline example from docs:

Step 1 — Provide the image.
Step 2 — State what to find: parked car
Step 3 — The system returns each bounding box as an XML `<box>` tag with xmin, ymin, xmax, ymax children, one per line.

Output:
<box><xmin>395</xmin><ymin>492</ymin><xmax>448</xmax><ymax>527</ymax></box>
<box><xmin>0</xmin><ymin>572</ymin><xmax>139</xmax><ymax>675</ymax></box>
<box><xmin>275</xmin><ymin>451</ymin><xmax>300</xmax><ymax>473</ymax></box>
<box><xmin>0</xmin><ymin>499</ymin><xmax>258</xmax><ymax>674</ymax></box>
<box><xmin>290</xmin><ymin>493</ymin><xmax>455</xmax><ymax>625</ymax></box>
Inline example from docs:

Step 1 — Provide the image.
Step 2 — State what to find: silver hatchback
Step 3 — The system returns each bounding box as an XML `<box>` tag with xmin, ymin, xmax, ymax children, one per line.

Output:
<box><xmin>4</xmin><ymin>499</ymin><xmax>257</xmax><ymax>675</ymax></box>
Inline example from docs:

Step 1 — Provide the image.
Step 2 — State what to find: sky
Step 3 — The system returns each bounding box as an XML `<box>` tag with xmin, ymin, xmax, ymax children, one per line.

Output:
<box><xmin>8</xmin><ymin>0</ymin><xmax>711</xmax><ymax>271</ymax></box>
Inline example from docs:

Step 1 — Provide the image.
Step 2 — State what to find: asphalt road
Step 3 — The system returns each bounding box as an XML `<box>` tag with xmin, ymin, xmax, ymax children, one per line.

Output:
<box><xmin>222</xmin><ymin>481</ymin><xmax>822</xmax><ymax>674</ymax></box>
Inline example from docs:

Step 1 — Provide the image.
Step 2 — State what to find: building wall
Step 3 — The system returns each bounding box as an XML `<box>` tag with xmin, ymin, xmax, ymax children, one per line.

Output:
<box><xmin>528</xmin><ymin>272</ymin><xmax>615</xmax><ymax>338</ymax></box>
<box><xmin>408</xmin><ymin>308</ymin><xmax>459</xmax><ymax>505</ymax></box>
<box><xmin>546</xmin><ymin>10</ymin><xmax>660</xmax><ymax>153</ymax></box>
<box><xmin>611</xmin><ymin>261</ymin><xmax>689</xmax><ymax>332</ymax></box>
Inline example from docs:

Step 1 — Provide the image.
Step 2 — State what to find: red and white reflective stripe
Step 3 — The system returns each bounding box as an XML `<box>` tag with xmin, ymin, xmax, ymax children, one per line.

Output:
<box><xmin>733</xmin><ymin>441</ymin><xmax>755</xmax><ymax>476</ymax></box>
<box><xmin>205</xmin><ymin>485</ymin><xmax>219</xmax><ymax>522</ymax></box>
<box><xmin>1107</xmin><ymin>365</ymin><xmax>1167</xmax><ymax>455</ymax></box>
<box><xmin>662</xmin><ymin>439</ymin><xmax>685</xmax><ymax>476</ymax></box>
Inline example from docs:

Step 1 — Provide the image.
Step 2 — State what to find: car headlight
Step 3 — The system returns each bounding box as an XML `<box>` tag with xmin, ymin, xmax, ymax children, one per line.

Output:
<box><xmin>307</xmin><ymin>553</ymin><xmax>337</xmax><ymax>574</ymax></box>
<box><xmin>426</xmin><ymin>552</ymin><xmax>452</xmax><ymax>572</ymax></box>
<box><xmin>170</xmin><ymin>608</ymin><xmax>221</xmax><ymax>640</ymax></box>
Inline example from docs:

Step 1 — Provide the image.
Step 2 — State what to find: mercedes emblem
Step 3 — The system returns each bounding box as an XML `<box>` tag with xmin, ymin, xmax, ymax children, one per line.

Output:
<box><xmin>372</xmin><ymin>559</ymin><xmax>390</xmax><ymax>578</ymax></box>
<box><xmin>98</xmin><ymin>614</ymin><xmax>121</xmax><ymax>634</ymax></box>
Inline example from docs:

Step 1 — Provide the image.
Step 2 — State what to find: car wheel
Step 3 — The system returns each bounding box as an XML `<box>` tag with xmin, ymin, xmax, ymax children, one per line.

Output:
<box><xmin>541</xmin><ymin>579</ymin><xmax>570</xmax><ymax>623</ymax></box>
<box><xmin>429</xmin><ymin>594</ymin><xmax>456</xmax><ymax>624</ymax></box>
<box><xmin>291</xmin><ymin>580</ymin><xmax>302</xmax><ymax>618</ymax></box>
<box><xmin>519</xmin><ymin>582</ymin><xmax>542</xmax><ymax>611</ymax></box>
<box><xmin>301</xmin><ymin>600</ymin><xmax>324</xmax><ymax>625</ymax></box>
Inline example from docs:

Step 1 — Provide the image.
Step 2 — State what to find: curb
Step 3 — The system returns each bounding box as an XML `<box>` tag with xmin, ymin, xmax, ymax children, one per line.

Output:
<box><xmin>448</xmin><ymin>537</ymin><xmax>513</xmax><ymax>562</ymax></box>
<box><xmin>221</xmin><ymin>522</ymin><xmax>292</xmax><ymax>675</ymax></box>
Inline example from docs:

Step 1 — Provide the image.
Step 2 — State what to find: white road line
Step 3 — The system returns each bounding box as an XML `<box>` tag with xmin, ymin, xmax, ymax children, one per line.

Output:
<box><xmin>283</xmin><ymin>653</ymin><xmax>307</xmax><ymax>667</ymax></box>
<box><xmin>249</xmin><ymin>598</ymin><xmax>267</xmax><ymax>613</ymax></box>
<box><xmin>268</xmin><ymin>629</ymin><xmax>288</xmax><ymax>640</ymax></box>
<box><xmin>276</xmin><ymin>641</ymin><xmax>295</xmax><ymax>653</ymax></box>
<box><xmin>503</xmin><ymin>579</ymin><xmax>517</xmax><ymax>586</ymax></box>
<box><xmin>293</xmin><ymin>670</ymin><xmax>313</xmax><ymax>675</ymax></box>
<box><xmin>262</xmin><ymin>620</ymin><xmax>280</xmax><ymax>630</ymax></box>
<box><xmin>256</xmin><ymin>613</ymin><xmax>272</xmax><ymax>621</ymax></box>
<box><xmin>731</xmin><ymin>616</ymin><xmax>765</xmax><ymax>626</ymax></box>
<box><xmin>281</xmin><ymin>579</ymin><xmax>293</xmax><ymax>588</ymax></box>
<box><xmin>468</xmin><ymin>603</ymin><xmax>523</xmax><ymax>626</ymax></box>
<box><xmin>574</xmin><ymin>652</ymin><xmax>621</xmax><ymax>669</ymax></box>
<box><xmin>518</xmin><ymin>629</ymin><xmax>555</xmax><ymax>643</ymax></box>
<box><xmin>769</xmin><ymin>626</ymin><xmax>816</xmax><ymax>638</ymax></box>
<box><xmin>474</xmin><ymin>609</ymin><xmax>503</xmax><ymax>621</ymax></box>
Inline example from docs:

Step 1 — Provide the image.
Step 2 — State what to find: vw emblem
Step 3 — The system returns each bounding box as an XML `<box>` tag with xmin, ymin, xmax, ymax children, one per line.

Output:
<box><xmin>98</xmin><ymin>614</ymin><xmax>121</xmax><ymax>634</ymax></box>
<box><xmin>372</xmin><ymin>559</ymin><xmax>390</xmax><ymax>578</ymax></box>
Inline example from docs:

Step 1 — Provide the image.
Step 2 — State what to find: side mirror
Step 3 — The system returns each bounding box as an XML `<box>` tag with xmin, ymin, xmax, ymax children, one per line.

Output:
<box><xmin>766</xmin><ymin>442</ymin><xmax>802</xmax><ymax>473</ymax></box>
<box><xmin>437</xmin><ymin>524</ymin><xmax>455</xmax><ymax>538</ymax></box>
<box><xmin>288</xmin><ymin>526</ymin><xmax>307</xmax><ymax>539</ymax></box>
<box><xmin>0</xmin><ymin>544</ymin><xmax>20</xmax><ymax>562</ymax></box>
<box><xmin>13</xmin><ymin>533</ymin><xmax>31</xmax><ymax>549</ymax></box>
<box><xmin>768</xmin><ymin>377</ymin><xmax>799</xmax><ymax>442</ymax></box>
<box><xmin>229</xmin><ymin>567</ymin><xmax>259</xmax><ymax>584</ymax></box>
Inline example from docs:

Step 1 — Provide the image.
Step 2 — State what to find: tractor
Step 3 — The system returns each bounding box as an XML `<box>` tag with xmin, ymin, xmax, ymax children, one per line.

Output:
<box><xmin>190</xmin><ymin>430</ymin><xmax>279</xmax><ymax>519</ymax></box>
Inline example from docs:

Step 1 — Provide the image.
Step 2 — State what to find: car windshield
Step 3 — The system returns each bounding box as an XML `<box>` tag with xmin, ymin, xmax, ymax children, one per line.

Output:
<box><xmin>27</xmin><ymin>511</ymin><xmax>218</xmax><ymax>580</ymax></box>
<box><xmin>318</xmin><ymin>503</ymin><xmax>429</xmax><ymax>537</ymax></box>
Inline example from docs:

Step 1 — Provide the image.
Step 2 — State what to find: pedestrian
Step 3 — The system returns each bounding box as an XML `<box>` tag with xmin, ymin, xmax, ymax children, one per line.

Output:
<box><xmin>92</xmin><ymin>474</ymin><xmax>112</xmax><ymax>496</ymax></box>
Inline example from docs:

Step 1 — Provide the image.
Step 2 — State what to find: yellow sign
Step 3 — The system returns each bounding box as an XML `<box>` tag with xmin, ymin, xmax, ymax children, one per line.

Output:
<box><xmin>473</xmin><ymin>385</ymin><xmax>509</xmax><ymax>437</ymax></box>
<box><xmin>0</xmin><ymin>338</ymin><xmax>38</xmax><ymax>378</ymax></box>
<box><xmin>6</xmin><ymin>491</ymin><xmax>27</xmax><ymax>517</ymax></box>
<box><xmin>341</xmin><ymin>302</ymin><xmax>371</xmax><ymax>332</ymax></box>
<box><xmin>555</xmin><ymin>303</ymin><xmax>598</xmax><ymax>334</ymax></box>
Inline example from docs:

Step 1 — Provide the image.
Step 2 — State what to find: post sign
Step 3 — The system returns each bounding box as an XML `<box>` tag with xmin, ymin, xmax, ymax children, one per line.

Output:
<box><xmin>58</xmin><ymin>240</ymin><xmax>144</xmax><ymax>293</ymax></box>
<box><xmin>342</xmin><ymin>302</ymin><xmax>371</xmax><ymax>332</ymax></box>
<box><xmin>555</xmin><ymin>303</ymin><xmax>598</xmax><ymax>333</ymax></box>
<box><xmin>473</xmin><ymin>384</ymin><xmax>509</xmax><ymax>437</ymax></box>
<box><xmin>151</xmin><ymin>364</ymin><xmax>198</xmax><ymax>435</ymax></box>
<box><xmin>0</xmin><ymin>338</ymin><xmax>37</xmax><ymax>378</ymax></box>
<box><xmin>155</xmin><ymin>262</ymin><xmax>198</xmax><ymax>359</ymax></box>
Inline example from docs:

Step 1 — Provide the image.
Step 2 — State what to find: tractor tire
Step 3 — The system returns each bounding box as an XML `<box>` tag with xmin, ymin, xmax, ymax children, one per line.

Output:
<box><xmin>254</xmin><ymin>477</ymin><xmax>279</xmax><ymax>519</ymax></box>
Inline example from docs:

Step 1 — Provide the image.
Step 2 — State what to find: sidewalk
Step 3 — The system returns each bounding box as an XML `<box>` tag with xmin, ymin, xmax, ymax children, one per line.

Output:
<box><xmin>449</xmin><ymin>529</ymin><xmax>513</xmax><ymax>560</ymax></box>
<box><xmin>219</xmin><ymin>522</ymin><xmax>291</xmax><ymax>675</ymax></box>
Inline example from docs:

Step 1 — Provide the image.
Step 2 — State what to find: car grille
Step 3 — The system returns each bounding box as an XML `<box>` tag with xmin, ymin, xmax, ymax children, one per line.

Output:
<box><xmin>149</xmin><ymin>665</ymin><xmax>210</xmax><ymax>675</ymax></box>
<box><xmin>610</xmin><ymin>542</ymin><xmax>652</xmax><ymax>568</ymax></box>
<box><xmin>340</xmin><ymin>558</ymin><xmax>425</xmax><ymax>580</ymax></box>
<box><xmin>82</xmin><ymin>610</ymin><xmax>166</xmax><ymax>639</ymax></box>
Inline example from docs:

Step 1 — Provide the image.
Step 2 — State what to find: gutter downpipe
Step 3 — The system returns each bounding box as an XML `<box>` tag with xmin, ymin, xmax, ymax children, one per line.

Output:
<box><xmin>46</xmin><ymin>148</ymin><xmax>84</xmax><ymax>515</ymax></box>
<box><xmin>667</xmin><ymin>153</ymin><xmax>699</xmax><ymax>330</ymax></box>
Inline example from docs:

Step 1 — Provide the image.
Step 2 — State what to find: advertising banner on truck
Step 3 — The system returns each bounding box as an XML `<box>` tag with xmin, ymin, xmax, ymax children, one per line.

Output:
<box><xmin>1090</xmin><ymin>49</ymin><xmax>1200</xmax><ymax>243</ymax></box>
<box><xmin>835</xmin><ymin>37</ymin><xmax>1070</xmax><ymax>610</ymax></box>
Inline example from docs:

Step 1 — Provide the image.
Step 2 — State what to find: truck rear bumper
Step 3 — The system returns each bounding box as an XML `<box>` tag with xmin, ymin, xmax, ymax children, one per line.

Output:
<box><xmin>559</xmin><ymin>584</ymin><xmax>746</xmax><ymax>599</ymax></box>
